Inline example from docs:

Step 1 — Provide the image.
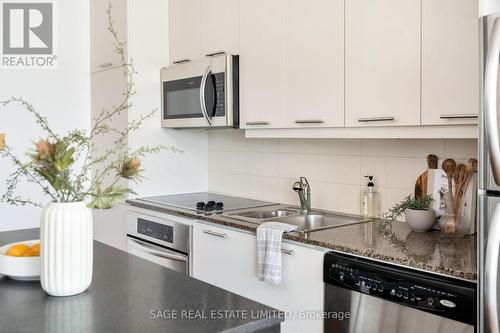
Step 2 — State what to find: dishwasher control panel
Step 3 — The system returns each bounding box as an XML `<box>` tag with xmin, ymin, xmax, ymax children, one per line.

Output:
<box><xmin>324</xmin><ymin>252</ymin><xmax>476</xmax><ymax>325</ymax></box>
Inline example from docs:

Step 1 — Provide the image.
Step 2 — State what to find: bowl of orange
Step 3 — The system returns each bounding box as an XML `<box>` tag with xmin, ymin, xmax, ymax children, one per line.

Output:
<box><xmin>0</xmin><ymin>240</ymin><xmax>40</xmax><ymax>281</ymax></box>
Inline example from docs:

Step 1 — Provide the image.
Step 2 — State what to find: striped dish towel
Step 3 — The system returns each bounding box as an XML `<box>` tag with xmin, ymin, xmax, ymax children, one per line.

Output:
<box><xmin>257</xmin><ymin>222</ymin><xmax>299</xmax><ymax>285</ymax></box>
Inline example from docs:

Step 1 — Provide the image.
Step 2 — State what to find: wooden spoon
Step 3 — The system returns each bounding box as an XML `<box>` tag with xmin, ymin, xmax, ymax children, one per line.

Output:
<box><xmin>454</xmin><ymin>158</ymin><xmax>478</xmax><ymax>218</ymax></box>
<box><xmin>442</xmin><ymin>159</ymin><xmax>457</xmax><ymax>199</ymax></box>
<box><xmin>460</xmin><ymin>158</ymin><xmax>478</xmax><ymax>198</ymax></box>
<box><xmin>453</xmin><ymin>164</ymin><xmax>467</xmax><ymax>198</ymax></box>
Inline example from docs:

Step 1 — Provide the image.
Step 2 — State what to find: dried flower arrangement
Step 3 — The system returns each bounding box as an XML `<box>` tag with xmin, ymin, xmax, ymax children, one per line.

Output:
<box><xmin>0</xmin><ymin>5</ymin><xmax>179</xmax><ymax>209</ymax></box>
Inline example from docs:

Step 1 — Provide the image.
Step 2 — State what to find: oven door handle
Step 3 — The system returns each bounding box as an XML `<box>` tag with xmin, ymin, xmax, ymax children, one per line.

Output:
<box><xmin>200</xmin><ymin>65</ymin><xmax>212</xmax><ymax>125</ymax></box>
<box><xmin>486</xmin><ymin>202</ymin><xmax>500</xmax><ymax>333</ymax></box>
<box><xmin>127</xmin><ymin>237</ymin><xmax>188</xmax><ymax>263</ymax></box>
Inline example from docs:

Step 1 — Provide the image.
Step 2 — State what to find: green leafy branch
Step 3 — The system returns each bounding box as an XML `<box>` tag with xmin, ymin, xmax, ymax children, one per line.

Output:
<box><xmin>0</xmin><ymin>3</ymin><xmax>181</xmax><ymax>209</ymax></box>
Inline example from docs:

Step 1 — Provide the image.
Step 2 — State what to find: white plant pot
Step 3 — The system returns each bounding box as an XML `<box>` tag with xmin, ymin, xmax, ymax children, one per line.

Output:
<box><xmin>404</xmin><ymin>209</ymin><xmax>436</xmax><ymax>233</ymax></box>
<box><xmin>40</xmin><ymin>201</ymin><xmax>93</xmax><ymax>297</ymax></box>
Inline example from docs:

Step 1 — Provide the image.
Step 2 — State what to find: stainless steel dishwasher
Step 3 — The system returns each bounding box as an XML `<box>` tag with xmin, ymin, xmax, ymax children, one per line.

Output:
<box><xmin>324</xmin><ymin>252</ymin><xmax>476</xmax><ymax>333</ymax></box>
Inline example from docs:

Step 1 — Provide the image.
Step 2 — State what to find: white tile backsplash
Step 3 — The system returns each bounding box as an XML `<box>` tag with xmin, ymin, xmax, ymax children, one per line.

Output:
<box><xmin>207</xmin><ymin>130</ymin><xmax>477</xmax><ymax>216</ymax></box>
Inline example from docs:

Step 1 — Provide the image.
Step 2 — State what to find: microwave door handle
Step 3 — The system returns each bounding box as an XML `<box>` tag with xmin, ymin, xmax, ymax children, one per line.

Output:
<box><xmin>486</xmin><ymin>203</ymin><xmax>500</xmax><ymax>333</ymax></box>
<box><xmin>199</xmin><ymin>65</ymin><xmax>212</xmax><ymax>125</ymax></box>
<box><xmin>127</xmin><ymin>237</ymin><xmax>187</xmax><ymax>262</ymax></box>
<box><xmin>485</xmin><ymin>17</ymin><xmax>500</xmax><ymax>186</ymax></box>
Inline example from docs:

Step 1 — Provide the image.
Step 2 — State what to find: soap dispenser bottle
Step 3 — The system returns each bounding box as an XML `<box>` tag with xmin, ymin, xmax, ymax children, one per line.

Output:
<box><xmin>362</xmin><ymin>176</ymin><xmax>380</xmax><ymax>218</ymax></box>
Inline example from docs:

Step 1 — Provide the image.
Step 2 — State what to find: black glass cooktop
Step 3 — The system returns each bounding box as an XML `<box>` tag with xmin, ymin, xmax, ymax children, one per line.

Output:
<box><xmin>137</xmin><ymin>192</ymin><xmax>275</xmax><ymax>213</ymax></box>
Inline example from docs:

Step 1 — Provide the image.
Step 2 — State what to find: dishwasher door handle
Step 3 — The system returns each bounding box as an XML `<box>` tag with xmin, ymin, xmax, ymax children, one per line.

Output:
<box><xmin>127</xmin><ymin>237</ymin><xmax>188</xmax><ymax>262</ymax></box>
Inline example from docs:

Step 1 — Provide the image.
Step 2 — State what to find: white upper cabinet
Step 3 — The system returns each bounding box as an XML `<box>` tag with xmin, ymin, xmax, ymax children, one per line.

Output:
<box><xmin>345</xmin><ymin>0</ymin><xmax>421</xmax><ymax>127</ymax></box>
<box><xmin>422</xmin><ymin>0</ymin><xmax>480</xmax><ymax>125</ymax></box>
<box><xmin>90</xmin><ymin>0</ymin><xmax>127</xmax><ymax>73</ymax></box>
<box><xmin>285</xmin><ymin>0</ymin><xmax>344</xmax><ymax>128</ymax></box>
<box><xmin>169</xmin><ymin>0</ymin><xmax>202</xmax><ymax>63</ymax></box>
<box><xmin>201</xmin><ymin>0</ymin><xmax>239</xmax><ymax>56</ymax></box>
<box><xmin>169</xmin><ymin>0</ymin><xmax>239</xmax><ymax>63</ymax></box>
<box><xmin>239</xmin><ymin>0</ymin><xmax>285</xmax><ymax>128</ymax></box>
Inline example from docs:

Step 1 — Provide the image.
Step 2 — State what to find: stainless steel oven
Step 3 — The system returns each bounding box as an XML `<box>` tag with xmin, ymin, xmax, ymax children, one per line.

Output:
<box><xmin>126</xmin><ymin>211</ymin><xmax>192</xmax><ymax>275</ymax></box>
<box><xmin>161</xmin><ymin>53</ymin><xmax>239</xmax><ymax>128</ymax></box>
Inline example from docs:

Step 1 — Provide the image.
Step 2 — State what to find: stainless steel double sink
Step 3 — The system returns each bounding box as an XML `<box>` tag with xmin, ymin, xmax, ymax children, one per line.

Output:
<box><xmin>227</xmin><ymin>206</ymin><xmax>371</xmax><ymax>233</ymax></box>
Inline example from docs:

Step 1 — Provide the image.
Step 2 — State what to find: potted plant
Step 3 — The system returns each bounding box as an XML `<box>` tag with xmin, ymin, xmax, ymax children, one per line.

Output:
<box><xmin>0</xmin><ymin>6</ymin><xmax>178</xmax><ymax>296</ymax></box>
<box><xmin>383</xmin><ymin>195</ymin><xmax>435</xmax><ymax>232</ymax></box>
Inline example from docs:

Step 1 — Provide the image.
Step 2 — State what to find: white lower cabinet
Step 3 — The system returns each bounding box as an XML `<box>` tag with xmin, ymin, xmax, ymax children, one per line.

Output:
<box><xmin>192</xmin><ymin>224</ymin><xmax>255</xmax><ymax>298</ymax></box>
<box><xmin>193</xmin><ymin>223</ymin><xmax>325</xmax><ymax>333</ymax></box>
<box><xmin>248</xmin><ymin>242</ymin><xmax>325</xmax><ymax>333</ymax></box>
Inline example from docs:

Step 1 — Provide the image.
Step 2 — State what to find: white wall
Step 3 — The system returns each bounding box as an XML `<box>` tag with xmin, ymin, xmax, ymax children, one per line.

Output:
<box><xmin>0</xmin><ymin>1</ymin><xmax>90</xmax><ymax>232</ymax></box>
<box><xmin>208</xmin><ymin>130</ymin><xmax>478</xmax><ymax>216</ymax></box>
<box><xmin>127</xmin><ymin>0</ymin><xmax>207</xmax><ymax>197</ymax></box>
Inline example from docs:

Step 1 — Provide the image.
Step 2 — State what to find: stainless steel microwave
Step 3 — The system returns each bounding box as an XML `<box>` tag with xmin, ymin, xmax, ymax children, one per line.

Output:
<box><xmin>161</xmin><ymin>54</ymin><xmax>239</xmax><ymax>128</ymax></box>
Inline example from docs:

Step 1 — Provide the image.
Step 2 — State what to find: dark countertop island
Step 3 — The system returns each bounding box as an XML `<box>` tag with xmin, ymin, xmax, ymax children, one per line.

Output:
<box><xmin>0</xmin><ymin>228</ymin><xmax>283</xmax><ymax>333</ymax></box>
<box><xmin>127</xmin><ymin>200</ymin><xmax>477</xmax><ymax>281</ymax></box>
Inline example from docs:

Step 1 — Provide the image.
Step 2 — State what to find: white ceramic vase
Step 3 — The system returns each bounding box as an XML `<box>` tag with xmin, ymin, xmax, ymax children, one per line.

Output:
<box><xmin>40</xmin><ymin>202</ymin><xmax>93</xmax><ymax>297</ymax></box>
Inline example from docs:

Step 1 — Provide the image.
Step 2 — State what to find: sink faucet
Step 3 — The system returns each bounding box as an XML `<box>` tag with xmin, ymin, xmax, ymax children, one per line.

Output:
<box><xmin>292</xmin><ymin>177</ymin><xmax>311</xmax><ymax>213</ymax></box>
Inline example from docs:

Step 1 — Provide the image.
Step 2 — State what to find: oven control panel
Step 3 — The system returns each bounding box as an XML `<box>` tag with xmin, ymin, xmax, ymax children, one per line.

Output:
<box><xmin>137</xmin><ymin>218</ymin><xmax>173</xmax><ymax>243</ymax></box>
<box><xmin>324</xmin><ymin>252</ymin><xmax>476</xmax><ymax>325</ymax></box>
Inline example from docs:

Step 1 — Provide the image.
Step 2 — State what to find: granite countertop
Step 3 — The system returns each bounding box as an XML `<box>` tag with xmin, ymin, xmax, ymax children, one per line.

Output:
<box><xmin>0</xmin><ymin>228</ymin><xmax>283</xmax><ymax>333</ymax></box>
<box><xmin>127</xmin><ymin>199</ymin><xmax>477</xmax><ymax>282</ymax></box>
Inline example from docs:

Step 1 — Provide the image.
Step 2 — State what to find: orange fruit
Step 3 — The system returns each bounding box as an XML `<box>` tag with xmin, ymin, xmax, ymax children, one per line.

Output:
<box><xmin>30</xmin><ymin>243</ymin><xmax>40</xmax><ymax>256</ymax></box>
<box><xmin>6</xmin><ymin>244</ymin><xmax>31</xmax><ymax>257</ymax></box>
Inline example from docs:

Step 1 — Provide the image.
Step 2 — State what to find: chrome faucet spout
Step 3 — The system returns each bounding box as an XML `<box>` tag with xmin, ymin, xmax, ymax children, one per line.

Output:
<box><xmin>292</xmin><ymin>177</ymin><xmax>311</xmax><ymax>213</ymax></box>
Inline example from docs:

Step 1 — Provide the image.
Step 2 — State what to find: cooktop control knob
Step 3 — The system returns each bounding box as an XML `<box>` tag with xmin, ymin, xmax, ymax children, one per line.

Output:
<box><xmin>215</xmin><ymin>202</ymin><xmax>224</xmax><ymax>210</ymax></box>
<box><xmin>196</xmin><ymin>202</ymin><xmax>205</xmax><ymax>210</ymax></box>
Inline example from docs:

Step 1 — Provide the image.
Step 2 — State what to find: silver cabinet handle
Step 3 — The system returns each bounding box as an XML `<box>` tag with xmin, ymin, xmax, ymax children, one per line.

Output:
<box><xmin>199</xmin><ymin>65</ymin><xmax>212</xmax><ymax>125</ymax></box>
<box><xmin>281</xmin><ymin>248</ymin><xmax>294</xmax><ymax>255</ymax></box>
<box><xmin>245</xmin><ymin>121</ymin><xmax>270</xmax><ymax>126</ymax></box>
<box><xmin>295</xmin><ymin>119</ymin><xmax>325</xmax><ymax>124</ymax></box>
<box><xmin>173</xmin><ymin>59</ymin><xmax>191</xmax><ymax>64</ymax></box>
<box><xmin>358</xmin><ymin>116</ymin><xmax>395</xmax><ymax>122</ymax></box>
<box><xmin>486</xmin><ymin>203</ymin><xmax>500</xmax><ymax>333</ymax></box>
<box><xmin>485</xmin><ymin>17</ymin><xmax>500</xmax><ymax>186</ymax></box>
<box><xmin>98</xmin><ymin>62</ymin><xmax>113</xmax><ymax>68</ymax></box>
<box><xmin>127</xmin><ymin>238</ymin><xmax>188</xmax><ymax>262</ymax></box>
<box><xmin>203</xmin><ymin>230</ymin><xmax>228</xmax><ymax>238</ymax></box>
<box><xmin>440</xmin><ymin>114</ymin><xmax>479</xmax><ymax>119</ymax></box>
<box><xmin>205</xmin><ymin>51</ymin><xmax>225</xmax><ymax>57</ymax></box>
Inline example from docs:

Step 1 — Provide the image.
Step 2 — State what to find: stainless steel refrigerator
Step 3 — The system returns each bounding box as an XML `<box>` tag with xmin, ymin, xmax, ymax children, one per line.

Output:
<box><xmin>480</xmin><ymin>4</ymin><xmax>500</xmax><ymax>333</ymax></box>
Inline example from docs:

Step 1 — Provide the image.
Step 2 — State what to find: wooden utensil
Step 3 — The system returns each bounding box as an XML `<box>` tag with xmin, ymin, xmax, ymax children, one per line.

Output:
<box><xmin>453</xmin><ymin>164</ymin><xmax>467</xmax><ymax>198</ymax></box>
<box><xmin>414</xmin><ymin>154</ymin><xmax>438</xmax><ymax>198</ymax></box>
<box><xmin>442</xmin><ymin>159</ymin><xmax>457</xmax><ymax>199</ymax></box>
<box><xmin>427</xmin><ymin>154</ymin><xmax>438</xmax><ymax>170</ymax></box>
<box><xmin>460</xmin><ymin>158</ymin><xmax>478</xmax><ymax>198</ymax></box>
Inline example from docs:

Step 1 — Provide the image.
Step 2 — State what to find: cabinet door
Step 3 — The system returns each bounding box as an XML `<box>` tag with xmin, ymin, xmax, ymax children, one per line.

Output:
<box><xmin>249</xmin><ymin>243</ymin><xmax>325</xmax><ymax>333</ymax></box>
<box><xmin>169</xmin><ymin>0</ymin><xmax>202</xmax><ymax>63</ymax></box>
<box><xmin>200</xmin><ymin>0</ymin><xmax>239</xmax><ymax>56</ymax></box>
<box><xmin>192</xmin><ymin>224</ymin><xmax>255</xmax><ymax>297</ymax></box>
<box><xmin>90</xmin><ymin>0</ymin><xmax>127</xmax><ymax>73</ymax></box>
<box><xmin>422</xmin><ymin>0</ymin><xmax>480</xmax><ymax>125</ymax></box>
<box><xmin>239</xmin><ymin>0</ymin><xmax>285</xmax><ymax>128</ymax></box>
<box><xmin>345</xmin><ymin>0</ymin><xmax>421</xmax><ymax>127</ymax></box>
<box><xmin>285</xmin><ymin>0</ymin><xmax>344</xmax><ymax>128</ymax></box>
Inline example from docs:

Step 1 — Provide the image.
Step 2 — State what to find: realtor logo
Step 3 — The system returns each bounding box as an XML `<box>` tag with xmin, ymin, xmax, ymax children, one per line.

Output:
<box><xmin>1</xmin><ymin>0</ymin><xmax>57</xmax><ymax>68</ymax></box>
